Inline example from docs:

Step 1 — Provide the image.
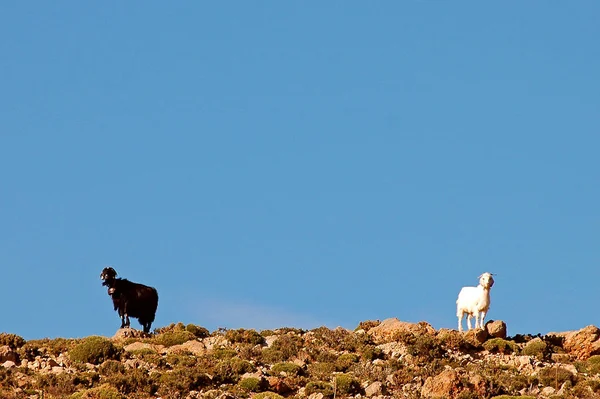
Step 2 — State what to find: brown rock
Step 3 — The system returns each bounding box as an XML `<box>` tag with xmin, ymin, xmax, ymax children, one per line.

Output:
<box><xmin>485</xmin><ymin>320</ymin><xmax>507</xmax><ymax>339</ymax></box>
<box><xmin>562</xmin><ymin>325</ymin><xmax>600</xmax><ymax>360</ymax></box>
<box><xmin>112</xmin><ymin>328</ymin><xmax>147</xmax><ymax>341</ymax></box>
<box><xmin>2</xmin><ymin>360</ymin><xmax>16</xmax><ymax>368</ymax></box>
<box><xmin>267</xmin><ymin>377</ymin><xmax>292</xmax><ymax>395</ymax></box>
<box><xmin>167</xmin><ymin>340</ymin><xmax>206</xmax><ymax>356</ymax></box>
<box><xmin>365</xmin><ymin>381</ymin><xmax>385</xmax><ymax>397</ymax></box>
<box><xmin>421</xmin><ymin>369</ymin><xmax>461</xmax><ymax>398</ymax></box>
<box><xmin>368</xmin><ymin>318</ymin><xmax>436</xmax><ymax>344</ymax></box>
<box><xmin>463</xmin><ymin>328</ymin><xmax>488</xmax><ymax>346</ymax></box>
<box><xmin>0</xmin><ymin>345</ymin><xmax>18</xmax><ymax>364</ymax></box>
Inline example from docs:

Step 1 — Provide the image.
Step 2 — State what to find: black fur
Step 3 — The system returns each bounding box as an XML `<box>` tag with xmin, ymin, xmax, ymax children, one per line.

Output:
<box><xmin>100</xmin><ymin>267</ymin><xmax>159</xmax><ymax>334</ymax></box>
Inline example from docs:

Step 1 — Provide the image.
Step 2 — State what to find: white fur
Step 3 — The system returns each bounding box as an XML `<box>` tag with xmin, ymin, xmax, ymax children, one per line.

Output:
<box><xmin>456</xmin><ymin>272</ymin><xmax>494</xmax><ymax>332</ymax></box>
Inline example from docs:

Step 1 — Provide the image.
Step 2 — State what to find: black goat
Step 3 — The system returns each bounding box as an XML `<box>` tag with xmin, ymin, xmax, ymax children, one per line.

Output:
<box><xmin>100</xmin><ymin>267</ymin><xmax>159</xmax><ymax>334</ymax></box>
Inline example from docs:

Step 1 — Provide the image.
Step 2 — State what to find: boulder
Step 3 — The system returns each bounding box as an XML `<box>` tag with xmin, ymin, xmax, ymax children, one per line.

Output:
<box><xmin>0</xmin><ymin>345</ymin><xmax>18</xmax><ymax>364</ymax></box>
<box><xmin>421</xmin><ymin>369</ymin><xmax>461</xmax><ymax>398</ymax></box>
<box><xmin>167</xmin><ymin>340</ymin><xmax>206</xmax><ymax>356</ymax></box>
<box><xmin>368</xmin><ymin>318</ymin><xmax>436</xmax><ymax>344</ymax></box>
<box><xmin>485</xmin><ymin>320</ymin><xmax>507</xmax><ymax>339</ymax></box>
<box><xmin>561</xmin><ymin>325</ymin><xmax>600</xmax><ymax>360</ymax></box>
<box><xmin>463</xmin><ymin>328</ymin><xmax>488</xmax><ymax>346</ymax></box>
<box><xmin>365</xmin><ymin>381</ymin><xmax>385</xmax><ymax>397</ymax></box>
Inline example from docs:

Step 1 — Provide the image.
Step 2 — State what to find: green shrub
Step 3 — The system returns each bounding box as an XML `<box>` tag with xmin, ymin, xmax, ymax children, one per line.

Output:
<box><xmin>360</xmin><ymin>344</ymin><xmax>383</xmax><ymax>361</ymax></box>
<box><xmin>98</xmin><ymin>360</ymin><xmax>125</xmax><ymax>376</ymax></box>
<box><xmin>483</xmin><ymin>338</ymin><xmax>518</xmax><ymax>354</ymax></box>
<box><xmin>225</xmin><ymin>328</ymin><xmax>265</xmax><ymax>345</ymax></box>
<box><xmin>310</xmin><ymin>326</ymin><xmax>366</xmax><ymax>352</ymax></box>
<box><xmin>0</xmin><ymin>333</ymin><xmax>26</xmax><ymax>349</ymax></box>
<box><xmin>105</xmin><ymin>368</ymin><xmax>158</xmax><ymax>395</ymax></box>
<box><xmin>336</xmin><ymin>353</ymin><xmax>359</xmax><ymax>371</ymax></box>
<box><xmin>253</xmin><ymin>393</ymin><xmax>285</xmax><ymax>399</ymax></box>
<box><xmin>70</xmin><ymin>384</ymin><xmax>124</xmax><ymax>399</ymax></box>
<box><xmin>261</xmin><ymin>334</ymin><xmax>303</xmax><ymax>363</ymax></box>
<box><xmin>305</xmin><ymin>381</ymin><xmax>334</xmax><ymax>398</ymax></box>
<box><xmin>581</xmin><ymin>355</ymin><xmax>600</xmax><ymax>375</ymax></box>
<box><xmin>522</xmin><ymin>337</ymin><xmax>547</xmax><ymax>360</ymax></box>
<box><xmin>307</xmin><ymin>362</ymin><xmax>336</xmax><ymax>380</ymax></box>
<box><xmin>152</xmin><ymin>330</ymin><xmax>196</xmax><ymax>347</ymax></box>
<box><xmin>437</xmin><ymin>329</ymin><xmax>473</xmax><ymax>351</ymax></box>
<box><xmin>186</xmin><ymin>324</ymin><xmax>210</xmax><ymax>338</ymax></box>
<box><xmin>271</xmin><ymin>362</ymin><xmax>302</xmax><ymax>376</ymax></box>
<box><xmin>213</xmin><ymin>348</ymin><xmax>237</xmax><ymax>359</ymax></box>
<box><xmin>157</xmin><ymin>368</ymin><xmax>211</xmax><ymax>396</ymax></box>
<box><xmin>356</xmin><ymin>320</ymin><xmax>380</xmax><ymax>332</ymax></box>
<box><xmin>335</xmin><ymin>373</ymin><xmax>362</xmax><ymax>396</ymax></box>
<box><xmin>398</xmin><ymin>332</ymin><xmax>444</xmax><ymax>360</ymax></box>
<box><xmin>537</xmin><ymin>366</ymin><xmax>574</xmax><ymax>388</ymax></box>
<box><xmin>69</xmin><ymin>336</ymin><xmax>120</xmax><ymax>364</ymax></box>
<box><xmin>238</xmin><ymin>377</ymin><xmax>267</xmax><ymax>392</ymax></box>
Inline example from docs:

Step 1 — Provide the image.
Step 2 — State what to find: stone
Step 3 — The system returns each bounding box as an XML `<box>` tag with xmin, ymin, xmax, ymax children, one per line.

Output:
<box><xmin>167</xmin><ymin>340</ymin><xmax>206</xmax><ymax>356</ymax></box>
<box><xmin>376</xmin><ymin>342</ymin><xmax>407</xmax><ymax>358</ymax></box>
<box><xmin>421</xmin><ymin>369</ymin><xmax>461</xmax><ymax>398</ymax></box>
<box><xmin>463</xmin><ymin>328</ymin><xmax>488</xmax><ymax>346</ymax></box>
<box><xmin>368</xmin><ymin>318</ymin><xmax>436</xmax><ymax>344</ymax></box>
<box><xmin>203</xmin><ymin>336</ymin><xmax>229</xmax><ymax>351</ymax></box>
<box><xmin>365</xmin><ymin>381</ymin><xmax>385</xmax><ymax>397</ymax></box>
<box><xmin>112</xmin><ymin>328</ymin><xmax>147</xmax><ymax>341</ymax></box>
<box><xmin>267</xmin><ymin>376</ymin><xmax>292</xmax><ymax>395</ymax></box>
<box><xmin>485</xmin><ymin>320</ymin><xmax>507</xmax><ymax>339</ymax></box>
<box><xmin>562</xmin><ymin>325</ymin><xmax>600</xmax><ymax>360</ymax></box>
<box><xmin>2</xmin><ymin>360</ymin><xmax>16</xmax><ymax>368</ymax></box>
<box><xmin>0</xmin><ymin>345</ymin><xmax>19</xmax><ymax>363</ymax></box>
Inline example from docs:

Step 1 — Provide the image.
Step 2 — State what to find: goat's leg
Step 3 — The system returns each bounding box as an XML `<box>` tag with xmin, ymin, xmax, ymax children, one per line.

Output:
<box><xmin>457</xmin><ymin>311</ymin><xmax>464</xmax><ymax>332</ymax></box>
<box><xmin>466</xmin><ymin>314</ymin><xmax>473</xmax><ymax>330</ymax></box>
<box><xmin>479</xmin><ymin>311</ymin><xmax>486</xmax><ymax>329</ymax></box>
<box><xmin>474</xmin><ymin>313</ymin><xmax>480</xmax><ymax>329</ymax></box>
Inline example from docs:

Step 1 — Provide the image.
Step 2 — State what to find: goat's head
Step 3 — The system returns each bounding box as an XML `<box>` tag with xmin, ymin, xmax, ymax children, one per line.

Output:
<box><xmin>101</xmin><ymin>267</ymin><xmax>117</xmax><ymax>286</ymax></box>
<box><xmin>478</xmin><ymin>272</ymin><xmax>495</xmax><ymax>289</ymax></box>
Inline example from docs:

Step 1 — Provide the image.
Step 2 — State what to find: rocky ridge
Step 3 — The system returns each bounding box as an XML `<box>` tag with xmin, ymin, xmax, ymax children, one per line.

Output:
<box><xmin>2</xmin><ymin>319</ymin><xmax>600</xmax><ymax>398</ymax></box>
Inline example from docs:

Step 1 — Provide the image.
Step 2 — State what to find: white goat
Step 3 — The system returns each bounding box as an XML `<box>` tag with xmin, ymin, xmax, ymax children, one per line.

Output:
<box><xmin>456</xmin><ymin>272</ymin><xmax>495</xmax><ymax>332</ymax></box>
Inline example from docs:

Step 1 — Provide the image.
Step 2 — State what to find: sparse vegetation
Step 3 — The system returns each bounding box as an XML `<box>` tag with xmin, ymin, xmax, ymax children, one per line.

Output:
<box><xmin>4</xmin><ymin>320</ymin><xmax>600</xmax><ymax>398</ymax></box>
<box><xmin>69</xmin><ymin>336</ymin><xmax>121</xmax><ymax>364</ymax></box>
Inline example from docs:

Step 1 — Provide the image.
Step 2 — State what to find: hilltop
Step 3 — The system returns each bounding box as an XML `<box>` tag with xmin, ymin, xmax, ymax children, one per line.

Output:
<box><xmin>2</xmin><ymin>318</ymin><xmax>600</xmax><ymax>399</ymax></box>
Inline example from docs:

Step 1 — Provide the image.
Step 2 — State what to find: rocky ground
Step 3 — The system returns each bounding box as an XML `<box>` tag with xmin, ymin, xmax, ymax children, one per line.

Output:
<box><xmin>2</xmin><ymin>319</ymin><xmax>600</xmax><ymax>398</ymax></box>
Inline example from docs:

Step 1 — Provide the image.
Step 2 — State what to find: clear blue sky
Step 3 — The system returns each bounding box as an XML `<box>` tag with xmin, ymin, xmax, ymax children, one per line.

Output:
<box><xmin>1</xmin><ymin>2</ymin><xmax>598</xmax><ymax>340</ymax></box>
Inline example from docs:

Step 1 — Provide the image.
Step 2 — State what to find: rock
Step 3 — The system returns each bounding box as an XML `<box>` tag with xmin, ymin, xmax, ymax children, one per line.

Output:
<box><xmin>365</xmin><ymin>381</ymin><xmax>385</xmax><ymax>397</ymax></box>
<box><xmin>467</xmin><ymin>373</ymin><xmax>487</xmax><ymax>397</ymax></box>
<box><xmin>0</xmin><ymin>345</ymin><xmax>19</xmax><ymax>363</ymax></box>
<box><xmin>368</xmin><ymin>318</ymin><xmax>436</xmax><ymax>344</ymax></box>
<box><xmin>264</xmin><ymin>335</ymin><xmax>278</xmax><ymax>348</ymax></box>
<box><xmin>421</xmin><ymin>369</ymin><xmax>461</xmax><ymax>398</ymax></box>
<box><xmin>485</xmin><ymin>320</ymin><xmax>507</xmax><ymax>339</ymax></box>
<box><xmin>203</xmin><ymin>336</ymin><xmax>229</xmax><ymax>351</ymax></box>
<box><xmin>167</xmin><ymin>340</ymin><xmax>206</xmax><ymax>356</ymax></box>
<box><xmin>562</xmin><ymin>325</ymin><xmax>600</xmax><ymax>360</ymax></box>
<box><xmin>267</xmin><ymin>376</ymin><xmax>292</xmax><ymax>395</ymax></box>
<box><xmin>541</xmin><ymin>386</ymin><xmax>556</xmax><ymax>396</ymax></box>
<box><xmin>112</xmin><ymin>328</ymin><xmax>147</xmax><ymax>341</ymax></box>
<box><xmin>2</xmin><ymin>360</ymin><xmax>16</xmax><ymax>368</ymax></box>
<box><xmin>308</xmin><ymin>393</ymin><xmax>324</xmax><ymax>399</ymax></box>
<box><xmin>463</xmin><ymin>328</ymin><xmax>488</xmax><ymax>346</ymax></box>
<box><xmin>376</xmin><ymin>342</ymin><xmax>407</xmax><ymax>357</ymax></box>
